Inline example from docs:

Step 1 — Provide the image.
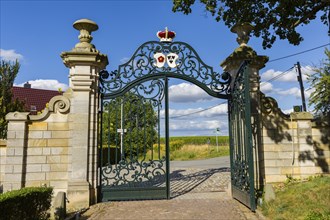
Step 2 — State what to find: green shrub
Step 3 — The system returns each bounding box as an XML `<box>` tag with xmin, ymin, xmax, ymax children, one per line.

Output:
<box><xmin>169</xmin><ymin>140</ymin><xmax>184</xmax><ymax>151</ymax></box>
<box><xmin>0</xmin><ymin>186</ymin><xmax>53</xmax><ymax>220</ymax></box>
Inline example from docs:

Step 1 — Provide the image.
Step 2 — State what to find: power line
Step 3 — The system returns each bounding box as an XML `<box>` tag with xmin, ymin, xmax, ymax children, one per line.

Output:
<box><xmin>268</xmin><ymin>43</ymin><xmax>330</xmax><ymax>63</ymax></box>
<box><xmin>260</xmin><ymin>66</ymin><xmax>294</xmax><ymax>85</ymax></box>
<box><xmin>167</xmin><ymin>101</ymin><xmax>228</xmax><ymax>119</ymax></box>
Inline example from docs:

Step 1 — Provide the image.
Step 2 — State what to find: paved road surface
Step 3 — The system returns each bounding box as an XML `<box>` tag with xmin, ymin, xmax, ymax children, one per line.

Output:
<box><xmin>82</xmin><ymin>157</ymin><xmax>263</xmax><ymax>220</ymax></box>
<box><xmin>170</xmin><ymin>156</ymin><xmax>230</xmax><ymax>169</ymax></box>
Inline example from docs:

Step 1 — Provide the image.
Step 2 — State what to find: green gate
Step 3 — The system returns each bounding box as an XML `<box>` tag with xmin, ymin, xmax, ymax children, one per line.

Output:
<box><xmin>228</xmin><ymin>61</ymin><xmax>256</xmax><ymax>211</ymax></box>
<box><xmin>98</xmin><ymin>30</ymin><xmax>231</xmax><ymax>201</ymax></box>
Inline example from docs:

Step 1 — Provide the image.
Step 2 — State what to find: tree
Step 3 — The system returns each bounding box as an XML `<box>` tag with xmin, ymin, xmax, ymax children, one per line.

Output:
<box><xmin>0</xmin><ymin>60</ymin><xmax>25</xmax><ymax>139</ymax></box>
<box><xmin>172</xmin><ymin>0</ymin><xmax>329</xmax><ymax>49</ymax></box>
<box><xmin>308</xmin><ymin>48</ymin><xmax>330</xmax><ymax>117</ymax></box>
<box><xmin>102</xmin><ymin>92</ymin><xmax>158</xmax><ymax>159</ymax></box>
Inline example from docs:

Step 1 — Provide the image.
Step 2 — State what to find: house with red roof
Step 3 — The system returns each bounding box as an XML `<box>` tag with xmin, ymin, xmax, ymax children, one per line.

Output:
<box><xmin>12</xmin><ymin>82</ymin><xmax>62</xmax><ymax>115</ymax></box>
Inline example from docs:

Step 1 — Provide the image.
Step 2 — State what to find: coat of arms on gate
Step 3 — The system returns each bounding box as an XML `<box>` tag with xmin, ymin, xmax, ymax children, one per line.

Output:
<box><xmin>153</xmin><ymin>28</ymin><xmax>179</xmax><ymax>68</ymax></box>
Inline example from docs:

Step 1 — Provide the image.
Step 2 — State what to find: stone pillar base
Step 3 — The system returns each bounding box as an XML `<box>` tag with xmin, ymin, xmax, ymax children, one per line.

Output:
<box><xmin>66</xmin><ymin>180</ymin><xmax>90</xmax><ymax>211</ymax></box>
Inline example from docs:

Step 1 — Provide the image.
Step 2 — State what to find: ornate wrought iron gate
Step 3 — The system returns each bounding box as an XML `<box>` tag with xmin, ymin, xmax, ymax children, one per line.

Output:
<box><xmin>99</xmin><ymin>77</ymin><xmax>169</xmax><ymax>201</ymax></box>
<box><xmin>98</xmin><ymin>29</ymin><xmax>235</xmax><ymax>202</ymax></box>
<box><xmin>228</xmin><ymin>61</ymin><xmax>256</xmax><ymax>211</ymax></box>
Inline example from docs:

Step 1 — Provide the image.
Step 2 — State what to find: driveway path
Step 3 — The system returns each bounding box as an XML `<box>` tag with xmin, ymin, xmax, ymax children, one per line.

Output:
<box><xmin>82</xmin><ymin>157</ymin><xmax>262</xmax><ymax>220</ymax></box>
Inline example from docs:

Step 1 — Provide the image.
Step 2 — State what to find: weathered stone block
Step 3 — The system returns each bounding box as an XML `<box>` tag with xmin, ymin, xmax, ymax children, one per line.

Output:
<box><xmin>29</xmin><ymin>122</ymin><xmax>48</xmax><ymax>131</ymax></box>
<box><xmin>42</xmin><ymin>148</ymin><xmax>51</xmax><ymax>155</ymax></box>
<box><xmin>51</xmin><ymin>131</ymin><xmax>69</xmax><ymax>139</ymax></box>
<box><xmin>13</xmin><ymin>165</ymin><xmax>24</xmax><ymax>173</ymax></box>
<box><xmin>26</xmin><ymin>155</ymin><xmax>46</xmax><ymax>164</ymax></box>
<box><xmin>297</xmin><ymin>121</ymin><xmax>311</xmax><ymax>129</ymax></box>
<box><xmin>6</xmin><ymin>131</ymin><xmax>16</xmax><ymax>139</ymax></box>
<box><xmin>264</xmin><ymin>152</ymin><xmax>279</xmax><ymax>159</ymax></box>
<box><xmin>50</xmin><ymin>180</ymin><xmax>68</xmax><ymax>189</ymax></box>
<box><xmin>8</xmin><ymin>122</ymin><xmax>26</xmax><ymax>131</ymax></box>
<box><xmin>4</xmin><ymin>165</ymin><xmax>13</xmax><ymax>173</ymax></box>
<box><xmin>46</xmin><ymin>114</ymin><xmax>68</xmax><ymax>123</ymax></box>
<box><xmin>48</xmin><ymin>123</ymin><xmax>69</xmax><ymax>131</ymax></box>
<box><xmin>47</xmin><ymin>156</ymin><xmax>61</xmax><ymax>164</ymax></box>
<box><xmin>6</xmin><ymin>156</ymin><xmax>23</xmax><ymax>165</ymax></box>
<box><xmin>27</xmin><ymin>148</ymin><xmax>43</xmax><ymax>156</ymax></box>
<box><xmin>28</xmin><ymin>131</ymin><xmax>43</xmax><ymax>139</ymax></box>
<box><xmin>6</xmin><ymin>148</ymin><xmax>15</xmax><ymax>156</ymax></box>
<box><xmin>50</xmin><ymin>164</ymin><xmax>68</xmax><ymax>172</ymax></box>
<box><xmin>280</xmin><ymin>167</ymin><xmax>300</xmax><ymax>175</ymax></box>
<box><xmin>4</xmin><ymin>173</ymin><xmax>22</xmax><ymax>182</ymax></box>
<box><xmin>26</xmin><ymin>172</ymin><xmax>46</xmax><ymax>181</ymax></box>
<box><xmin>46</xmin><ymin>172</ymin><xmax>68</xmax><ymax>180</ymax></box>
<box><xmin>28</xmin><ymin>139</ymin><xmax>47</xmax><ymax>147</ymax></box>
<box><xmin>265</xmin><ymin>167</ymin><xmax>281</xmax><ymax>175</ymax></box>
<box><xmin>48</xmin><ymin>139</ymin><xmax>69</xmax><ymax>147</ymax></box>
<box><xmin>7</xmin><ymin>139</ymin><xmax>25</xmax><ymax>147</ymax></box>
<box><xmin>43</xmin><ymin>131</ymin><xmax>52</xmax><ymax>138</ymax></box>
<box><xmin>60</xmin><ymin>156</ymin><xmax>69</xmax><ymax>163</ymax></box>
<box><xmin>26</xmin><ymin>164</ymin><xmax>42</xmax><ymax>172</ymax></box>
<box><xmin>42</xmin><ymin>164</ymin><xmax>51</xmax><ymax>172</ymax></box>
<box><xmin>50</xmin><ymin>147</ymin><xmax>68</xmax><ymax>155</ymax></box>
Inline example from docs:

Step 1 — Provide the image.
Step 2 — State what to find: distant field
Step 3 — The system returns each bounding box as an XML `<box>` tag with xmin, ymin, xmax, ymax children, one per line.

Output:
<box><xmin>160</xmin><ymin>136</ymin><xmax>229</xmax><ymax>146</ymax></box>
<box><xmin>150</xmin><ymin>136</ymin><xmax>230</xmax><ymax>161</ymax></box>
<box><xmin>102</xmin><ymin>136</ymin><xmax>230</xmax><ymax>162</ymax></box>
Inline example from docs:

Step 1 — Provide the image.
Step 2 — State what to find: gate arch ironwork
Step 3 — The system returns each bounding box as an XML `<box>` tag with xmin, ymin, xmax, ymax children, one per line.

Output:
<box><xmin>98</xmin><ymin>31</ymin><xmax>256</xmax><ymax>210</ymax></box>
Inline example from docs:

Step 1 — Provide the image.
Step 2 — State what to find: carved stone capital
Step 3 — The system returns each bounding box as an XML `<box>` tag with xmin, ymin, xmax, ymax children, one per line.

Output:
<box><xmin>221</xmin><ymin>45</ymin><xmax>269</xmax><ymax>71</ymax></box>
<box><xmin>60</xmin><ymin>51</ymin><xmax>108</xmax><ymax>69</ymax></box>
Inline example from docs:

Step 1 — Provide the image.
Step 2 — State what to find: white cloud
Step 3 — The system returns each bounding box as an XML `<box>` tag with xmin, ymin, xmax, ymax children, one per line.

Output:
<box><xmin>260</xmin><ymin>66</ymin><xmax>314</xmax><ymax>83</ymax></box>
<box><xmin>260</xmin><ymin>82</ymin><xmax>273</xmax><ymax>93</ymax></box>
<box><xmin>169</xmin><ymin>83</ymin><xmax>214</xmax><ymax>103</ymax></box>
<box><xmin>120</xmin><ymin>57</ymin><xmax>130</xmax><ymax>64</ymax></box>
<box><xmin>277</xmin><ymin>87</ymin><xmax>301</xmax><ymax>98</ymax></box>
<box><xmin>0</xmin><ymin>49</ymin><xmax>23</xmax><ymax>61</ymax></box>
<box><xmin>170</xmin><ymin>119</ymin><xmax>225</xmax><ymax>131</ymax></box>
<box><xmin>15</xmin><ymin>79</ymin><xmax>69</xmax><ymax>91</ymax></box>
<box><xmin>275</xmin><ymin>86</ymin><xmax>313</xmax><ymax>100</ymax></box>
<box><xmin>282</xmin><ymin>108</ymin><xmax>293</xmax><ymax>114</ymax></box>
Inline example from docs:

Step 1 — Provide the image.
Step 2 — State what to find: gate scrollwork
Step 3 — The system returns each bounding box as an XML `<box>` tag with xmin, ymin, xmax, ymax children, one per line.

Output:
<box><xmin>99</xmin><ymin>41</ymin><xmax>230</xmax><ymax>99</ymax></box>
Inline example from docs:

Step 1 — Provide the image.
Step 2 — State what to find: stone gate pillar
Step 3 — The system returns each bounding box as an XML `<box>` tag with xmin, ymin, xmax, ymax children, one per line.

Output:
<box><xmin>220</xmin><ymin>23</ymin><xmax>268</xmax><ymax>191</ymax></box>
<box><xmin>60</xmin><ymin>19</ymin><xmax>108</xmax><ymax>209</ymax></box>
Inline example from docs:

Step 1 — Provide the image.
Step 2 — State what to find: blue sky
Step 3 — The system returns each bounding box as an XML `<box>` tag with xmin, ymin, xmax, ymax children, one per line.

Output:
<box><xmin>1</xmin><ymin>0</ymin><xmax>329</xmax><ymax>136</ymax></box>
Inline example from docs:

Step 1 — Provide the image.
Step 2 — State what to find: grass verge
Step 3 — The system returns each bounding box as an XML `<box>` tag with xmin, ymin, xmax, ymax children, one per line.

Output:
<box><xmin>261</xmin><ymin>175</ymin><xmax>330</xmax><ymax>220</ymax></box>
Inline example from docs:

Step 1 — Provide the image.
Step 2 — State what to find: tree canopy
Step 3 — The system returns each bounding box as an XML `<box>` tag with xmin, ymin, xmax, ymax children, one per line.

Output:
<box><xmin>308</xmin><ymin>49</ymin><xmax>330</xmax><ymax>117</ymax></box>
<box><xmin>0</xmin><ymin>60</ymin><xmax>25</xmax><ymax>139</ymax></box>
<box><xmin>172</xmin><ymin>0</ymin><xmax>329</xmax><ymax>49</ymax></box>
<box><xmin>102</xmin><ymin>92</ymin><xmax>158</xmax><ymax>158</ymax></box>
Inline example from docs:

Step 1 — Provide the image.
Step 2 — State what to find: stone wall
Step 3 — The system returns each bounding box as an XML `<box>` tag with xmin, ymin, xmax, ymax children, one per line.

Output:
<box><xmin>25</xmin><ymin>96</ymin><xmax>70</xmax><ymax>195</ymax></box>
<box><xmin>0</xmin><ymin>94</ymin><xmax>71</xmax><ymax>196</ymax></box>
<box><xmin>261</xmin><ymin>93</ymin><xmax>330</xmax><ymax>183</ymax></box>
<box><xmin>0</xmin><ymin>139</ymin><xmax>6</xmax><ymax>192</ymax></box>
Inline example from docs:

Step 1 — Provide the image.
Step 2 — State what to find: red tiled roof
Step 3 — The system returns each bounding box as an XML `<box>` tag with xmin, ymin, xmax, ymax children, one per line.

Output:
<box><xmin>12</xmin><ymin>87</ymin><xmax>62</xmax><ymax>113</ymax></box>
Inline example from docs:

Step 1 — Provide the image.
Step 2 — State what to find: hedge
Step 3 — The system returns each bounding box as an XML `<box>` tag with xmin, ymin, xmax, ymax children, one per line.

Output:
<box><xmin>0</xmin><ymin>187</ymin><xmax>53</xmax><ymax>220</ymax></box>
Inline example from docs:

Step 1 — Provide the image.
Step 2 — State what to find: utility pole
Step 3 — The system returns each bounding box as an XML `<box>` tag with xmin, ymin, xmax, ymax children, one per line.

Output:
<box><xmin>296</xmin><ymin>62</ymin><xmax>307</xmax><ymax>111</ymax></box>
